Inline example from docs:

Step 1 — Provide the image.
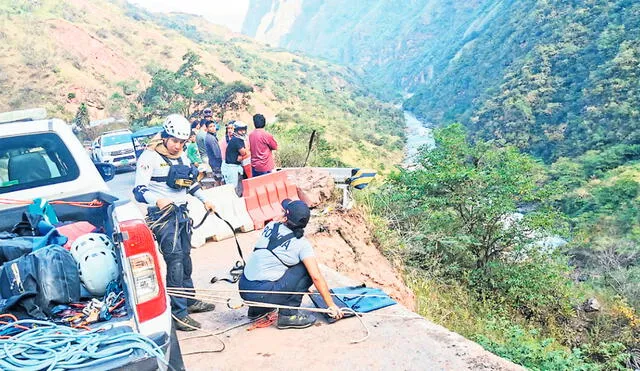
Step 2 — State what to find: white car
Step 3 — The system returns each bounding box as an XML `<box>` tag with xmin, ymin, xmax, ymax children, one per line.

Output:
<box><xmin>0</xmin><ymin>108</ymin><xmax>181</xmax><ymax>370</ymax></box>
<box><xmin>92</xmin><ymin>129</ymin><xmax>137</xmax><ymax>169</ymax></box>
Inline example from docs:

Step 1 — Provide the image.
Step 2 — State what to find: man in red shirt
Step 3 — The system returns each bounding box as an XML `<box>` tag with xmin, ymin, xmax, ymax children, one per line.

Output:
<box><xmin>248</xmin><ymin>114</ymin><xmax>278</xmax><ymax>177</ymax></box>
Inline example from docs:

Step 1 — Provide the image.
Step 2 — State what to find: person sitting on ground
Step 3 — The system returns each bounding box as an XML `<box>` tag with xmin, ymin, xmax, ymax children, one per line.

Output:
<box><xmin>239</xmin><ymin>199</ymin><xmax>344</xmax><ymax>329</ymax></box>
<box><xmin>221</xmin><ymin>121</ymin><xmax>249</xmax><ymax>196</ymax></box>
<box><xmin>186</xmin><ymin>130</ymin><xmax>202</xmax><ymax>167</ymax></box>
<box><xmin>248</xmin><ymin>113</ymin><xmax>278</xmax><ymax>177</ymax></box>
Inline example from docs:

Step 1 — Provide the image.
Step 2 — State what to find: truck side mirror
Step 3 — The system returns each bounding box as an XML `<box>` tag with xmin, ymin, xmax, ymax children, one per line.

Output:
<box><xmin>95</xmin><ymin>163</ymin><xmax>116</xmax><ymax>182</ymax></box>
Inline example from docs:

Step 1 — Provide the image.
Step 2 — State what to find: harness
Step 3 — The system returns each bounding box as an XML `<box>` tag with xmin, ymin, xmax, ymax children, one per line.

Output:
<box><xmin>253</xmin><ymin>223</ymin><xmax>296</xmax><ymax>268</ymax></box>
<box><xmin>193</xmin><ymin>211</ymin><xmax>246</xmax><ymax>284</ymax></box>
<box><xmin>150</xmin><ymin>154</ymin><xmax>198</xmax><ymax>189</ymax></box>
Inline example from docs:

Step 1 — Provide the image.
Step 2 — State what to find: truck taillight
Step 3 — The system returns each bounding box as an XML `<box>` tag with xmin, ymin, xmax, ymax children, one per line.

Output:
<box><xmin>119</xmin><ymin>219</ymin><xmax>167</xmax><ymax>323</ymax></box>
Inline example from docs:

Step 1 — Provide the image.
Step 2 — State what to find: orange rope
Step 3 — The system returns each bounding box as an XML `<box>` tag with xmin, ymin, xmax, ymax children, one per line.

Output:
<box><xmin>0</xmin><ymin>314</ymin><xmax>19</xmax><ymax>322</ymax></box>
<box><xmin>246</xmin><ymin>311</ymin><xmax>277</xmax><ymax>331</ymax></box>
<box><xmin>0</xmin><ymin>198</ymin><xmax>104</xmax><ymax>208</ymax></box>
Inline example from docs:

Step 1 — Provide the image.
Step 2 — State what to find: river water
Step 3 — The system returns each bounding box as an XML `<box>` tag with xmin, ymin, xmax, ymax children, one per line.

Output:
<box><xmin>403</xmin><ymin>111</ymin><xmax>435</xmax><ymax>164</ymax></box>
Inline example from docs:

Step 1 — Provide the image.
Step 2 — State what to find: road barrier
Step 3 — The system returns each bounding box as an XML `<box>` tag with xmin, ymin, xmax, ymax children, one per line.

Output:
<box><xmin>242</xmin><ymin>170</ymin><xmax>298</xmax><ymax>229</ymax></box>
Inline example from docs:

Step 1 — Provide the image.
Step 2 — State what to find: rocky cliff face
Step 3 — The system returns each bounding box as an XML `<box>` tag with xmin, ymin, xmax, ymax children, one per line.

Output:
<box><xmin>241</xmin><ymin>0</ymin><xmax>489</xmax><ymax>99</ymax></box>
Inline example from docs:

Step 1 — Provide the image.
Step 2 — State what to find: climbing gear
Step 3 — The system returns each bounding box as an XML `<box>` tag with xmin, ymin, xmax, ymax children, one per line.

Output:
<box><xmin>247</xmin><ymin>311</ymin><xmax>278</xmax><ymax>330</ymax></box>
<box><xmin>302</xmin><ymin>129</ymin><xmax>317</xmax><ymax>167</ymax></box>
<box><xmin>163</xmin><ymin>114</ymin><xmax>191</xmax><ymax>140</ymax></box>
<box><xmin>151</xmin><ymin>154</ymin><xmax>199</xmax><ymax>189</ymax></box>
<box><xmin>0</xmin><ymin>246</ymin><xmax>80</xmax><ymax>319</ymax></box>
<box><xmin>174</xmin><ymin>314</ymin><xmax>201</xmax><ymax>332</ymax></box>
<box><xmin>193</xmin><ymin>211</ymin><xmax>246</xmax><ymax>284</ymax></box>
<box><xmin>188</xmin><ymin>300</ymin><xmax>215</xmax><ymax>313</ymax></box>
<box><xmin>254</xmin><ymin>222</ymin><xmax>297</xmax><ymax>268</ymax></box>
<box><xmin>276</xmin><ymin>312</ymin><xmax>316</xmax><ymax>329</ymax></box>
<box><xmin>72</xmin><ymin>235</ymin><xmax>118</xmax><ymax>296</ymax></box>
<box><xmin>0</xmin><ymin>320</ymin><xmax>167</xmax><ymax>370</ymax></box>
<box><xmin>70</xmin><ymin>232</ymin><xmax>114</xmax><ymax>260</ymax></box>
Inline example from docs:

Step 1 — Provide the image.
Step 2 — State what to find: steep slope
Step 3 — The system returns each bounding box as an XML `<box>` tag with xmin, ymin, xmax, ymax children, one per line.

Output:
<box><xmin>242</xmin><ymin>0</ymin><xmax>488</xmax><ymax>100</ymax></box>
<box><xmin>244</xmin><ymin>0</ymin><xmax>640</xmax><ymax>163</ymax></box>
<box><xmin>0</xmin><ymin>0</ymin><xmax>404</xmax><ymax>169</ymax></box>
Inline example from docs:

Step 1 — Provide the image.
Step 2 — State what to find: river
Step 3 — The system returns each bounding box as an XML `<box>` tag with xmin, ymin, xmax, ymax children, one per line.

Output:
<box><xmin>404</xmin><ymin>111</ymin><xmax>435</xmax><ymax>164</ymax></box>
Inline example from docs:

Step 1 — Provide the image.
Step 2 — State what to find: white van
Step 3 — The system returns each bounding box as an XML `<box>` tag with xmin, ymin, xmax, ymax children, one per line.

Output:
<box><xmin>92</xmin><ymin>129</ymin><xmax>136</xmax><ymax>169</ymax></box>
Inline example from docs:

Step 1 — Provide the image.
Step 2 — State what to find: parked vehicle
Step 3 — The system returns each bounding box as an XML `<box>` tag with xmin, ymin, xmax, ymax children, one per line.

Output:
<box><xmin>91</xmin><ymin>129</ymin><xmax>137</xmax><ymax>170</ymax></box>
<box><xmin>0</xmin><ymin>108</ymin><xmax>182</xmax><ymax>370</ymax></box>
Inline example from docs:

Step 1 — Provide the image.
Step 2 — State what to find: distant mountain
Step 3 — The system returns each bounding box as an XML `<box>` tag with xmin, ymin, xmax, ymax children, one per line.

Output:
<box><xmin>0</xmin><ymin>0</ymin><xmax>404</xmax><ymax>169</ymax></box>
<box><xmin>243</xmin><ymin>0</ymin><xmax>640</xmax><ymax>162</ymax></box>
<box><xmin>242</xmin><ymin>0</ymin><xmax>487</xmax><ymax>101</ymax></box>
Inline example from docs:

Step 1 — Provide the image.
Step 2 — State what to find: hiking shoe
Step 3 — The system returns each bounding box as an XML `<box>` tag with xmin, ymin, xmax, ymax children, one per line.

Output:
<box><xmin>188</xmin><ymin>301</ymin><xmax>215</xmax><ymax>313</ymax></box>
<box><xmin>247</xmin><ymin>306</ymin><xmax>276</xmax><ymax>319</ymax></box>
<box><xmin>277</xmin><ymin>312</ymin><xmax>316</xmax><ymax>329</ymax></box>
<box><xmin>174</xmin><ymin>315</ymin><xmax>201</xmax><ymax>331</ymax></box>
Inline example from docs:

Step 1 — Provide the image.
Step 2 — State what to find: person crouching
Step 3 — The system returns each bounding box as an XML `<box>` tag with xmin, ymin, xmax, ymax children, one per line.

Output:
<box><xmin>239</xmin><ymin>199</ymin><xmax>344</xmax><ymax>329</ymax></box>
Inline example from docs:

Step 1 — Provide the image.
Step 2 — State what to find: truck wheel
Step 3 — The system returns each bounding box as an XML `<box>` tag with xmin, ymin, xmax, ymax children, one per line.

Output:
<box><xmin>169</xmin><ymin>321</ymin><xmax>186</xmax><ymax>371</ymax></box>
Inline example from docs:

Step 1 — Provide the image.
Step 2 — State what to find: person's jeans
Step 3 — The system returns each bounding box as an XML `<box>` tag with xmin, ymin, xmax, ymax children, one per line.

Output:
<box><xmin>239</xmin><ymin>263</ymin><xmax>312</xmax><ymax>316</ymax></box>
<box><xmin>251</xmin><ymin>168</ymin><xmax>272</xmax><ymax>177</ymax></box>
<box><xmin>147</xmin><ymin>204</ymin><xmax>196</xmax><ymax>318</ymax></box>
<box><xmin>221</xmin><ymin>162</ymin><xmax>243</xmax><ymax>196</ymax></box>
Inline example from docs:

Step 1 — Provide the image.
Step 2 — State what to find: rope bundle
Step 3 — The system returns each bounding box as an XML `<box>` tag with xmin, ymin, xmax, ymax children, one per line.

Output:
<box><xmin>0</xmin><ymin>320</ymin><xmax>167</xmax><ymax>370</ymax></box>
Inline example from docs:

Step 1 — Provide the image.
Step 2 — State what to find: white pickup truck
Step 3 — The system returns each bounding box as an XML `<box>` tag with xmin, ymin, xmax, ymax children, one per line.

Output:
<box><xmin>0</xmin><ymin>109</ymin><xmax>182</xmax><ymax>370</ymax></box>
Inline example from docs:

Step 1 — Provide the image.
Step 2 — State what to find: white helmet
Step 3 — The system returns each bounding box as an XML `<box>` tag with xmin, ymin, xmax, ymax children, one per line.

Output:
<box><xmin>76</xmin><ymin>246</ymin><xmax>118</xmax><ymax>296</ymax></box>
<box><xmin>71</xmin><ymin>233</ymin><xmax>114</xmax><ymax>261</ymax></box>
<box><xmin>163</xmin><ymin>114</ymin><xmax>191</xmax><ymax>140</ymax></box>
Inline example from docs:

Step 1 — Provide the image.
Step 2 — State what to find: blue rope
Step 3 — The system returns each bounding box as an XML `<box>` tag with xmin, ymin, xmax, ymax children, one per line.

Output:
<box><xmin>0</xmin><ymin>320</ymin><xmax>168</xmax><ymax>370</ymax></box>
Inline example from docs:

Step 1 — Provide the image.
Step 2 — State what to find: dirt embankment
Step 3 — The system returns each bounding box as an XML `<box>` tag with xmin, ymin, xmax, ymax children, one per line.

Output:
<box><xmin>305</xmin><ymin>208</ymin><xmax>417</xmax><ymax>311</ymax></box>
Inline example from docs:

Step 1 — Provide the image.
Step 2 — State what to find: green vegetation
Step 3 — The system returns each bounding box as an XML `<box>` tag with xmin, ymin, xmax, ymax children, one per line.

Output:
<box><xmin>136</xmin><ymin>51</ymin><xmax>253</xmax><ymax>123</ymax></box>
<box><xmin>365</xmin><ymin>125</ymin><xmax>638</xmax><ymax>369</ymax></box>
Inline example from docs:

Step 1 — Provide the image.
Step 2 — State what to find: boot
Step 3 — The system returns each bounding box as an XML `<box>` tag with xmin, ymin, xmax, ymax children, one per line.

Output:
<box><xmin>247</xmin><ymin>306</ymin><xmax>276</xmax><ymax>319</ymax></box>
<box><xmin>188</xmin><ymin>301</ymin><xmax>215</xmax><ymax>313</ymax></box>
<box><xmin>174</xmin><ymin>315</ymin><xmax>201</xmax><ymax>331</ymax></box>
<box><xmin>277</xmin><ymin>312</ymin><xmax>316</xmax><ymax>329</ymax></box>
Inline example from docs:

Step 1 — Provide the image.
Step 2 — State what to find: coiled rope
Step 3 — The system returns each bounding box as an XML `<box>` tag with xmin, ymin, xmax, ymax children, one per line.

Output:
<box><xmin>0</xmin><ymin>320</ymin><xmax>167</xmax><ymax>370</ymax></box>
<box><xmin>0</xmin><ymin>198</ymin><xmax>105</xmax><ymax>208</ymax></box>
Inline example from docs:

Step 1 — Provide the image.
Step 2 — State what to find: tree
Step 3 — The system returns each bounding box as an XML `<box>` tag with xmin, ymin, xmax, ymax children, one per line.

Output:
<box><xmin>384</xmin><ymin>124</ymin><xmax>559</xmax><ymax>270</ymax></box>
<box><xmin>137</xmin><ymin>51</ymin><xmax>252</xmax><ymax>123</ymax></box>
<box><xmin>205</xmin><ymin>81</ymin><xmax>253</xmax><ymax>122</ymax></box>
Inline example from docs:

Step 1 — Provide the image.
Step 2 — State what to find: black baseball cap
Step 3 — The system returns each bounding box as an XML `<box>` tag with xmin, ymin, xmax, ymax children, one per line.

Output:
<box><xmin>281</xmin><ymin>199</ymin><xmax>310</xmax><ymax>228</ymax></box>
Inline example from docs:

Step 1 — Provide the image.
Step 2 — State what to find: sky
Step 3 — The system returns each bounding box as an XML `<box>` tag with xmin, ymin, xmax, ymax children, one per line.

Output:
<box><xmin>128</xmin><ymin>0</ymin><xmax>250</xmax><ymax>32</ymax></box>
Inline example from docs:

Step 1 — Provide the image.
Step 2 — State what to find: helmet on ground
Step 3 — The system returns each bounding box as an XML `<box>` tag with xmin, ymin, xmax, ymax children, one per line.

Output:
<box><xmin>203</xmin><ymin>107</ymin><xmax>213</xmax><ymax>116</ymax></box>
<box><xmin>71</xmin><ymin>233</ymin><xmax>114</xmax><ymax>260</ymax></box>
<box><xmin>71</xmin><ymin>233</ymin><xmax>118</xmax><ymax>296</ymax></box>
<box><xmin>163</xmin><ymin>114</ymin><xmax>191</xmax><ymax>140</ymax></box>
<box><xmin>234</xmin><ymin>121</ymin><xmax>248</xmax><ymax>132</ymax></box>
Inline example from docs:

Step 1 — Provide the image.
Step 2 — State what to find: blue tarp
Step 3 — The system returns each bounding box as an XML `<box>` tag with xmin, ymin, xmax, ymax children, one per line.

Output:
<box><xmin>310</xmin><ymin>285</ymin><xmax>396</xmax><ymax>322</ymax></box>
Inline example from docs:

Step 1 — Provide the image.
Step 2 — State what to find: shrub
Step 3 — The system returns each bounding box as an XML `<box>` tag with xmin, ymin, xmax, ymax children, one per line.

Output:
<box><xmin>469</xmin><ymin>256</ymin><xmax>578</xmax><ymax>326</ymax></box>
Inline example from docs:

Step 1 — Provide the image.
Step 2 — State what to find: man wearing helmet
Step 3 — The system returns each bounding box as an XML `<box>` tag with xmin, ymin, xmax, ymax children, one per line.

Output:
<box><xmin>133</xmin><ymin>114</ymin><xmax>216</xmax><ymax>331</ymax></box>
<box><xmin>221</xmin><ymin>121</ymin><xmax>249</xmax><ymax>196</ymax></box>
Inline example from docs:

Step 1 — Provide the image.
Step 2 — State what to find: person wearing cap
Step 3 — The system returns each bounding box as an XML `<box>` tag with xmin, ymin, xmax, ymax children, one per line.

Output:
<box><xmin>239</xmin><ymin>199</ymin><xmax>344</xmax><ymax>329</ymax></box>
<box><xmin>222</xmin><ymin>121</ymin><xmax>249</xmax><ymax>196</ymax></box>
<box><xmin>133</xmin><ymin>114</ymin><xmax>216</xmax><ymax>331</ymax></box>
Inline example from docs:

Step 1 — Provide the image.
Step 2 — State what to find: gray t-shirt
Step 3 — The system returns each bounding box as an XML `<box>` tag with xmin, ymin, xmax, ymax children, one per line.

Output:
<box><xmin>243</xmin><ymin>222</ymin><xmax>315</xmax><ymax>281</ymax></box>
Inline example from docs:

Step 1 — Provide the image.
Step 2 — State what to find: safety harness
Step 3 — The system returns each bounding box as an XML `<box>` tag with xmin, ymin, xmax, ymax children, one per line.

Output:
<box><xmin>193</xmin><ymin>211</ymin><xmax>246</xmax><ymax>284</ymax></box>
<box><xmin>150</xmin><ymin>154</ymin><xmax>198</xmax><ymax>189</ymax></box>
<box><xmin>253</xmin><ymin>222</ymin><xmax>296</xmax><ymax>268</ymax></box>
